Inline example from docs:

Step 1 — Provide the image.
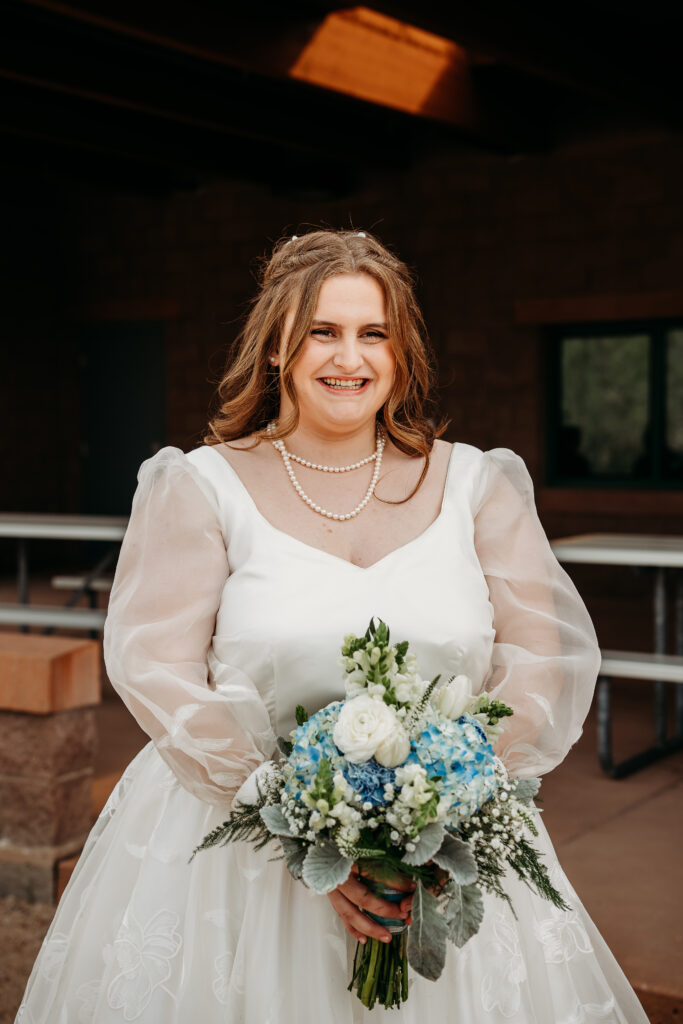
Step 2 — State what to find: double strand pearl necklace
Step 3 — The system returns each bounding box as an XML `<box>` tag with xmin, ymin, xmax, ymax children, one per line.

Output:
<box><xmin>268</xmin><ymin>423</ymin><xmax>386</xmax><ymax>521</ymax></box>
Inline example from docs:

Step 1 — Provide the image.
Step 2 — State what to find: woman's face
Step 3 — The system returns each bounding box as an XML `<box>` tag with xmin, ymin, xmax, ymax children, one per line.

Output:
<box><xmin>277</xmin><ymin>273</ymin><xmax>396</xmax><ymax>436</ymax></box>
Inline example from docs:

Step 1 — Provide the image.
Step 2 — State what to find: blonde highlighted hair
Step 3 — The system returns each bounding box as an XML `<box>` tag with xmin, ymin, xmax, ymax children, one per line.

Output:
<box><xmin>204</xmin><ymin>228</ymin><xmax>448</xmax><ymax>499</ymax></box>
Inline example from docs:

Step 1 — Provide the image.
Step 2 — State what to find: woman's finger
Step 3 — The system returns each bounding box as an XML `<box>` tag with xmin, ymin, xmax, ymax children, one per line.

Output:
<box><xmin>338</xmin><ymin>875</ymin><xmax>410</xmax><ymax>921</ymax></box>
<box><xmin>327</xmin><ymin>889</ymin><xmax>395</xmax><ymax>942</ymax></box>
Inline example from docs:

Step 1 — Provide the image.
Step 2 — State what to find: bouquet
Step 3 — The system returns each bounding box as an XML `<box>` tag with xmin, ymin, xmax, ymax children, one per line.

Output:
<box><xmin>191</xmin><ymin>618</ymin><xmax>568</xmax><ymax>1010</ymax></box>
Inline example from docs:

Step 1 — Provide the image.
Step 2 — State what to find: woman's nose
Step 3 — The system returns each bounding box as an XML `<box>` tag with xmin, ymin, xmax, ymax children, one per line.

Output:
<box><xmin>332</xmin><ymin>337</ymin><xmax>364</xmax><ymax>372</ymax></box>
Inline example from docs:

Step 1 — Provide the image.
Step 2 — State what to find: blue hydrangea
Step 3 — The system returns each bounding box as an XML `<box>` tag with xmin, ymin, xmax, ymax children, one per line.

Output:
<box><xmin>343</xmin><ymin>760</ymin><xmax>396</xmax><ymax>806</ymax></box>
<box><xmin>406</xmin><ymin>712</ymin><xmax>499</xmax><ymax>824</ymax></box>
<box><xmin>283</xmin><ymin>702</ymin><xmax>344</xmax><ymax>801</ymax></box>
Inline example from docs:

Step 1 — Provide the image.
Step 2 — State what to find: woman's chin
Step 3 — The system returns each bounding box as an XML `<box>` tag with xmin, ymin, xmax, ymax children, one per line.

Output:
<box><xmin>307</xmin><ymin>405</ymin><xmax>378</xmax><ymax>434</ymax></box>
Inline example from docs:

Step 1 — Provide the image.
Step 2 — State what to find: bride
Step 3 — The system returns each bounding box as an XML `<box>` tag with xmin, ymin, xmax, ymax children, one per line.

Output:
<box><xmin>17</xmin><ymin>229</ymin><xmax>648</xmax><ymax>1022</ymax></box>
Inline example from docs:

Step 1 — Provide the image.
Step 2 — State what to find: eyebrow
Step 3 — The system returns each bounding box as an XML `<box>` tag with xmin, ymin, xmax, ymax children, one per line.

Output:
<box><xmin>311</xmin><ymin>319</ymin><xmax>388</xmax><ymax>329</ymax></box>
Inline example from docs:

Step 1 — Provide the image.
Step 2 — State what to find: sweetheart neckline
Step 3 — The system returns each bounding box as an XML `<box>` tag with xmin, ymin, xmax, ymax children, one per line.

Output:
<box><xmin>203</xmin><ymin>442</ymin><xmax>460</xmax><ymax>572</ymax></box>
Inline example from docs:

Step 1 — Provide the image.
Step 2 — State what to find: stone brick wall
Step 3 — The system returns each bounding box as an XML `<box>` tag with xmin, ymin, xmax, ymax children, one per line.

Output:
<box><xmin>2</xmin><ymin>127</ymin><xmax>682</xmax><ymax>575</ymax></box>
<box><xmin>0</xmin><ymin>636</ymin><xmax>101</xmax><ymax>902</ymax></box>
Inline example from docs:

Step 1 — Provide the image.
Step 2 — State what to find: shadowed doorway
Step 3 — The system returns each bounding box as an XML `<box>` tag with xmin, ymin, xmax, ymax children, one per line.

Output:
<box><xmin>79</xmin><ymin>322</ymin><xmax>166</xmax><ymax>516</ymax></box>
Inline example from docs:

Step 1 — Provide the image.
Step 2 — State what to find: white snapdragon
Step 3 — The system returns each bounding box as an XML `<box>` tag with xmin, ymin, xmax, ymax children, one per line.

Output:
<box><xmin>395</xmin><ymin>763</ymin><xmax>426</xmax><ymax>786</ymax></box>
<box><xmin>352</xmin><ymin>649</ymin><xmax>372</xmax><ymax>673</ymax></box>
<box><xmin>332</xmin><ymin>771</ymin><xmax>355</xmax><ymax>803</ymax></box>
<box><xmin>345</xmin><ymin>679</ymin><xmax>368</xmax><ymax>699</ymax></box>
<box><xmin>308</xmin><ymin>810</ymin><xmax>326</xmax><ymax>832</ymax></box>
<box><xmin>394</xmin><ymin>763</ymin><xmax>433</xmax><ymax>809</ymax></box>
<box><xmin>394</xmin><ymin>673</ymin><xmax>429</xmax><ymax>705</ymax></box>
<box><xmin>471</xmin><ymin>711</ymin><xmax>506</xmax><ymax>739</ymax></box>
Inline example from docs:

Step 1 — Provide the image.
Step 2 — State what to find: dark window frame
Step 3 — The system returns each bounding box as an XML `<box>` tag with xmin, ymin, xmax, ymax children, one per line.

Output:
<box><xmin>546</xmin><ymin>317</ymin><xmax>683</xmax><ymax>489</ymax></box>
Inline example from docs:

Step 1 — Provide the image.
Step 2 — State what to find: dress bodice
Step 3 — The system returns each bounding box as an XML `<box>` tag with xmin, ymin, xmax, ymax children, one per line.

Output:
<box><xmin>187</xmin><ymin>443</ymin><xmax>495</xmax><ymax>740</ymax></box>
<box><xmin>103</xmin><ymin>439</ymin><xmax>599</xmax><ymax>809</ymax></box>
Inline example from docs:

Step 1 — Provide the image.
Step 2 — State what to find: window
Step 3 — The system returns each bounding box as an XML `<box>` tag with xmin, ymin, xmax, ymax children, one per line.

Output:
<box><xmin>547</xmin><ymin>320</ymin><xmax>683</xmax><ymax>486</ymax></box>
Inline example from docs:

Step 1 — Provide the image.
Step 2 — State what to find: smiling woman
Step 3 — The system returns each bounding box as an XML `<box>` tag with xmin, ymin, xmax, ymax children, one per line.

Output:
<box><xmin>17</xmin><ymin>228</ymin><xmax>649</xmax><ymax>1024</ymax></box>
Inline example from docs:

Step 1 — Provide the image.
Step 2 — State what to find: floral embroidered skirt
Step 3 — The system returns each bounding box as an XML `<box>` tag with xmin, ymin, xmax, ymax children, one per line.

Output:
<box><xmin>17</xmin><ymin>743</ymin><xmax>649</xmax><ymax>1023</ymax></box>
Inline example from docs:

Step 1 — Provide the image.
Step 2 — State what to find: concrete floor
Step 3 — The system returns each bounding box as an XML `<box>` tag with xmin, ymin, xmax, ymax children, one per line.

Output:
<box><xmin>2</xmin><ymin>573</ymin><xmax>682</xmax><ymax>1020</ymax></box>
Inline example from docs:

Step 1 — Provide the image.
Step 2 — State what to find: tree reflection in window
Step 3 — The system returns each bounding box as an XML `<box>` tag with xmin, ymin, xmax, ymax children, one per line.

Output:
<box><xmin>548</xmin><ymin>322</ymin><xmax>683</xmax><ymax>486</ymax></box>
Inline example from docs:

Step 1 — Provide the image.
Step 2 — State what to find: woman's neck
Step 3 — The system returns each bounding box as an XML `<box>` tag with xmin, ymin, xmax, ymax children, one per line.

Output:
<box><xmin>273</xmin><ymin>421</ymin><xmax>381</xmax><ymax>467</ymax></box>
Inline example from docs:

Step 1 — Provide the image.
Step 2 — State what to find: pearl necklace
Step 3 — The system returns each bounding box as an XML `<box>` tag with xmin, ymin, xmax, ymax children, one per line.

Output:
<box><xmin>282</xmin><ymin>442</ymin><xmax>378</xmax><ymax>473</ymax></box>
<box><xmin>268</xmin><ymin>424</ymin><xmax>386</xmax><ymax>521</ymax></box>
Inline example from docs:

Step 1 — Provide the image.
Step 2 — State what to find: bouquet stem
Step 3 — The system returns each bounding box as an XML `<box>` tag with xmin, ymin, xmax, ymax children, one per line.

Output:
<box><xmin>348</xmin><ymin>882</ymin><xmax>410</xmax><ymax>1010</ymax></box>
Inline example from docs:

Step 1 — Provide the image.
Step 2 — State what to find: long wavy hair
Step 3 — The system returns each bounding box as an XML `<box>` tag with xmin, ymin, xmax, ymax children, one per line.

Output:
<box><xmin>204</xmin><ymin>228</ymin><xmax>448</xmax><ymax>501</ymax></box>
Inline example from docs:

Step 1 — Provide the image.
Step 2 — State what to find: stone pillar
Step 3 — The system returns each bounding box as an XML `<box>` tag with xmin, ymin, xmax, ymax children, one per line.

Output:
<box><xmin>0</xmin><ymin>634</ymin><xmax>100</xmax><ymax>902</ymax></box>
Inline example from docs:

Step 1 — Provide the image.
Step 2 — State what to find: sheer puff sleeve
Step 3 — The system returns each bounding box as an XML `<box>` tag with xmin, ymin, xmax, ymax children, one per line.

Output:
<box><xmin>473</xmin><ymin>449</ymin><xmax>601</xmax><ymax>778</ymax></box>
<box><xmin>103</xmin><ymin>447</ymin><xmax>277</xmax><ymax>809</ymax></box>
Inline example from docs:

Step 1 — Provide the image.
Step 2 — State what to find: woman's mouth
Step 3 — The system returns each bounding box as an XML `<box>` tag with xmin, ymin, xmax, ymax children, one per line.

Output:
<box><xmin>318</xmin><ymin>377</ymin><xmax>370</xmax><ymax>393</ymax></box>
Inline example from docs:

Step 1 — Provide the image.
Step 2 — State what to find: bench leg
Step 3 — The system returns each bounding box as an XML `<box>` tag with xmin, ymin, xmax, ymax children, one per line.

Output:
<box><xmin>597</xmin><ymin>676</ymin><xmax>616</xmax><ymax>776</ymax></box>
<box><xmin>42</xmin><ymin>548</ymin><xmax>115</xmax><ymax>638</ymax></box>
<box><xmin>654</xmin><ymin>568</ymin><xmax>667</xmax><ymax>747</ymax></box>
<box><xmin>676</xmin><ymin>574</ymin><xmax>683</xmax><ymax>740</ymax></box>
<box><xmin>597</xmin><ymin>674</ymin><xmax>683</xmax><ymax>779</ymax></box>
<box><xmin>18</xmin><ymin>539</ymin><xmax>29</xmax><ymax>635</ymax></box>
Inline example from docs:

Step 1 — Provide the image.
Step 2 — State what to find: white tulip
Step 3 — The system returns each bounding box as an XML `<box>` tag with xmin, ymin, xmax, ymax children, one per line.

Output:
<box><xmin>436</xmin><ymin>674</ymin><xmax>473</xmax><ymax>719</ymax></box>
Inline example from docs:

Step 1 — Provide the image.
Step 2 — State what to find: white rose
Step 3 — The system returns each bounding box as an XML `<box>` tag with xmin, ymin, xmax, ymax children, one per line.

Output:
<box><xmin>436</xmin><ymin>674</ymin><xmax>473</xmax><ymax>719</ymax></box>
<box><xmin>375</xmin><ymin>725</ymin><xmax>411</xmax><ymax>768</ymax></box>
<box><xmin>333</xmin><ymin>695</ymin><xmax>398</xmax><ymax>764</ymax></box>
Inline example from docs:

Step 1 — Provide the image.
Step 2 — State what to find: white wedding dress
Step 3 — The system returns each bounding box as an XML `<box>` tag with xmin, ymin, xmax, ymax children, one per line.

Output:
<box><xmin>17</xmin><ymin>442</ymin><xmax>649</xmax><ymax>1023</ymax></box>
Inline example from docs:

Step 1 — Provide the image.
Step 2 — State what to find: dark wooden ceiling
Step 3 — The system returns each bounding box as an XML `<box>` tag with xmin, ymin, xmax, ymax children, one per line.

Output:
<box><xmin>1</xmin><ymin>0</ymin><xmax>680</xmax><ymax>194</ymax></box>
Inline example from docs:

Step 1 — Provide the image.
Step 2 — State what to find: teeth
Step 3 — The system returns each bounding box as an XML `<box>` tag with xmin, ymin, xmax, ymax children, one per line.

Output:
<box><xmin>320</xmin><ymin>378</ymin><xmax>366</xmax><ymax>389</ymax></box>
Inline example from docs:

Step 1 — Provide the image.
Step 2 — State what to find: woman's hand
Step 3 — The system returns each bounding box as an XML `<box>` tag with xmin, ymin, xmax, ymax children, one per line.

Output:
<box><xmin>424</xmin><ymin>861</ymin><xmax>450</xmax><ymax>895</ymax></box>
<box><xmin>327</xmin><ymin>864</ymin><xmax>414</xmax><ymax>944</ymax></box>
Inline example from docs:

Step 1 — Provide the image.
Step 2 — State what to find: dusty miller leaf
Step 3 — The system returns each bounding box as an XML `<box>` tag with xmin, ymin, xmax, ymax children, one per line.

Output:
<box><xmin>279</xmin><ymin>836</ymin><xmax>307</xmax><ymax>880</ymax></box>
<box><xmin>259</xmin><ymin>804</ymin><xmax>293</xmax><ymax>837</ymax></box>
<box><xmin>432</xmin><ymin>834</ymin><xmax>478</xmax><ymax>884</ymax></box>
<box><xmin>445</xmin><ymin>883</ymin><xmax>484</xmax><ymax>947</ymax></box>
<box><xmin>301</xmin><ymin>843</ymin><xmax>353</xmax><ymax>895</ymax></box>
<box><xmin>401</xmin><ymin>823</ymin><xmax>445</xmax><ymax>866</ymax></box>
<box><xmin>511</xmin><ymin>778</ymin><xmax>541</xmax><ymax>805</ymax></box>
<box><xmin>407</xmin><ymin>881</ymin><xmax>449</xmax><ymax>981</ymax></box>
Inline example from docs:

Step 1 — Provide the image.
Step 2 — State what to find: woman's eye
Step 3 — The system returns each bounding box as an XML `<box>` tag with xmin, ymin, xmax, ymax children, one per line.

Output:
<box><xmin>310</xmin><ymin>328</ymin><xmax>387</xmax><ymax>341</ymax></box>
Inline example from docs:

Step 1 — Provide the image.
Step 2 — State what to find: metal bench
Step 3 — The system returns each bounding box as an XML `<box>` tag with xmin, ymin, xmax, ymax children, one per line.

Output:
<box><xmin>51</xmin><ymin>574</ymin><xmax>114</xmax><ymax>600</ymax></box>
<box><xmin>598</xmin><ymin>649</ymin><xmax>683</xmax><ymax>778</ymax></box>
<box><xmin>0</xmin><ymin>603</ymin><xmax>107</xmax><ymax>632</ymax></box>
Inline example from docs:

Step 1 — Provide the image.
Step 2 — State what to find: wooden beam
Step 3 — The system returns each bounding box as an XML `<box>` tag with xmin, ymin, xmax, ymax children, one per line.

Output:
<box><xmin>0</xmin><ymin>1</ymin><xmax>468</xmax><ymax>192</ymax></box>
<box><xmin>327</xmin><ymin>0</ymin><xmax>683</xmax><ymax>128</ymax></box>
<box><xmin>12</xmin><ymin>0</ymin><xmax>495</xmax><ymax>138</ymax></box>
